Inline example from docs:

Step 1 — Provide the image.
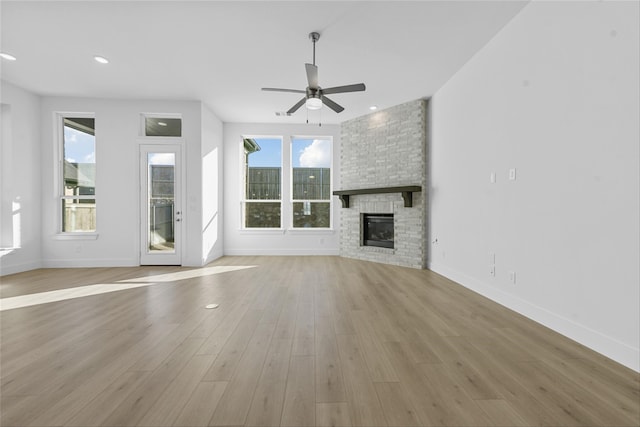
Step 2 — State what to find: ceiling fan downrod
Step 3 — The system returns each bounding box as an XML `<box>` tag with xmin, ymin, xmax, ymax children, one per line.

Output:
<box><xmin>309</xmin><ymin>32</ymin><xmax>320</xmax><ymax>66</ymax></box>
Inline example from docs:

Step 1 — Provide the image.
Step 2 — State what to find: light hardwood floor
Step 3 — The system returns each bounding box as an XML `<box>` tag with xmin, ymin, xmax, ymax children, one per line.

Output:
<box><xmin>1</xmin><ymin>256</ymin><xmax>638</xmax><ymax>426</ymax></box>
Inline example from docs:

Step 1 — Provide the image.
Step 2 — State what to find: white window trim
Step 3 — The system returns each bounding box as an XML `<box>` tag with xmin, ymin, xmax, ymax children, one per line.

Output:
<box><xmin>52</xmin><ymin>233</ymin><xmax>99</xmax><ymax>241</ymax></box>
<box><xmin>54</xmin><ymin>112</ymin><xmax>99</xmax><ymax>238</ymax></box>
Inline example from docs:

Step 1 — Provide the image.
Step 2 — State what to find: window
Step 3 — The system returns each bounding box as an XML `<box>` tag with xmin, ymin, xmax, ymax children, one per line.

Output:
<box><xmin>291</xmin><ymin>138</ymin><xmax>332</xmax><ymax>228</ymax></box>
<box><xmin>142</xmin><ymin>114</ymin><xmax>182</xmax><ymax>137</ymax></box>
<box><xmin>60</xmin><ymin>116</ymin><xmax>96</xmax><ymax>232</ymax></box>
<box><xmin>243</xmin><ymin>137</ymin><xmax>282</xmax><ymax>228</ymax></box>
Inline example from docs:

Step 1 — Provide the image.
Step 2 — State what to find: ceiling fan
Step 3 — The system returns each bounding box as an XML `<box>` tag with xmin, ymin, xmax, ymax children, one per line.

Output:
<box><xmin>262</xmin><ymin>32</ymin><xmax>366</xmax><ymax>115</ymax></box>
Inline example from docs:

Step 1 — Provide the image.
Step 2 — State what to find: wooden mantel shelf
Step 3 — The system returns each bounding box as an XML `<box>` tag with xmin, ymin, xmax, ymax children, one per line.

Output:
<box><xmin>332</xmin><ymin>186</ymin><xmax>422</xmax><ymax>208</ymax></box>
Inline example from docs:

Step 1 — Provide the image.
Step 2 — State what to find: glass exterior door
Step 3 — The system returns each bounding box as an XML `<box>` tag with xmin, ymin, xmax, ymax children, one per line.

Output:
<box><xmin>140</xmin><ymin>145</ymin><xmax>182</xmax><ymax>265</ymax></box>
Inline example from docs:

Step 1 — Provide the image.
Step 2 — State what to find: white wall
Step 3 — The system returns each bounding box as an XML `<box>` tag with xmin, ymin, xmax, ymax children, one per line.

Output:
<box><xmin>223</xmin><ymin>122</ymin><xmax>341</xmax><ymax>255</ymax></box>
<box><xmin>201</xmin><ymin>103</ymin><xmax>224</xmax><ymax>265</ymax></box>
<box><xmin>0</xmin><ymin>81</ymin><xmax>42</xmax><ymax>275</ymax></box>
<box><xmin>430</xmin><ymin>1</ymin><xmax>639</xmax><ymax>371</ymax></box>
<box><xmin>38</xmin><ymin>97</ymin><xmax>208</xmax><ymax>268</ymax></box>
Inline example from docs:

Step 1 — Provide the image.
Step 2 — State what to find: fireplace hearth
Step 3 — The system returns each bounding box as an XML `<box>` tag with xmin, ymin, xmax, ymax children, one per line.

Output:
<box><xmin>361</xmin><ymin>213</ymin><xmax>394</xmax><ymax>249</ymax></box>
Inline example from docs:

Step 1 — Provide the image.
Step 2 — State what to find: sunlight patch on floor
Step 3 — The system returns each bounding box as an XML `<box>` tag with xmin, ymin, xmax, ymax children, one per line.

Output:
<box><xmin>0</xmin><ymin>265</ymin><xmax>256</xmax><ymax>311</ymax></box>
<box><xmin>120</xmin><ymin>265</ymin><xmax>256</xmax><ymax>283</ymax></box>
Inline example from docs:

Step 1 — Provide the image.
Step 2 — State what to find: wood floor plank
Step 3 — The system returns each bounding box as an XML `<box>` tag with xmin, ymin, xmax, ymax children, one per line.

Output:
<box><xmin>0</xmin><ymin>395</ymin><xmax>40</xmax><ymax>427</ymax></box>
<box><xmin>137</xmin><ymin>354</ymin><xmax>216</xmax><ymax>426</ymax></box>
<box><xmin>25</xmin><ymin>325</ymin><xmax>178</xmax><ymax>426</ymax></box>
<box><xmin>281</xmin><ymin>355</ymin><xmax>316</xmax><ymax>427</ymax></box>
<box><xmin>350</xmin><ymin>310</ymin><xmax>399</xmax><ymax>382</ymax></box>
<box><xmin>245</xmin><ymin>338</ymin><xmax>293</xmax><ymax>426</ymax></box>
<box><xmin>508</xmin><ymin>359</ymin><xmax>631</xmax><ymax>426</ymax></box>
<box><xmin>101</xmin><ymin>337</ymin><xmax>205</xmax><ymax>426</ymax></box>
<box><xmin>415</xmin><ymin>361</ymin><xmax>494</xmax><ymax>426</ymax></box>
<box><xmin>203</xmin><ymin>309</ymin><xmax>264</xmax><ymax>381</ymax></box>
<box><xmin>385</xmin><ymin>340</ymin><xmax>493</xmax><ymax>427</ymax></box>
<box><xmin>292</xmin><ymin>300</ymin><xmax>315</xmax><ymax>356</ymax></box>
<box><xmin>171</xmin><ymin>381</ymin><xmax>227</xmax><ymax>427</ymax></box>
<box><xmin>316</xmin><ymin>402</ymin><xmax>353</xmax><ymax>427</ymax></box>
<box><xmin>540</xmin><ymin>356</ymin><xmax>640</xmax><ymax>424</ymax></box>
<box><xmin>374</xmin><ymin>382</ymin><xmax>422</xmax><ymax>426</ymax></box>
<box><xmin>65</xmin><ymin>371</ymin><xmax>151</xmax><ymax>427</ymax></box>
<box><xmin>475</xmin><ymin>399</ymin><xmax>528</xmax><ymax>427</ymax></box>
<box><xmin>208</xmin><ymin>322</ymin><xmax>276</xmax><ymax>426</ymax></box>
<box><xmin>273</xmin><ymin>286</ymin><xmax>299</xmax><ymax>339</ymax></box>
<box><xmin>196</xmin><ymin>287</ymin><xmax>260</xmax><ymax>356</ymax></box>
<box><xmin>435</xmin><ymin>336</ymin><xmax>504</xmax><ymax>400</ymax></box>
<box><xmin>335</xmin><ymin>334</ymin><xmax>387</xmax><ymax>427</ymax></box>
<box><xmin>315</xmin><ymin>332</ymin><xmax>346</xmax><ymax>403</ymax></box>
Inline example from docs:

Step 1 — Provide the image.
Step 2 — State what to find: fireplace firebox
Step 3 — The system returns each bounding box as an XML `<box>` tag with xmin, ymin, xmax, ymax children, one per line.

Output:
<box><xmin>361</xmin><ymin>213</ymin><xmax>394</xmax><ymax>249</ymax></box>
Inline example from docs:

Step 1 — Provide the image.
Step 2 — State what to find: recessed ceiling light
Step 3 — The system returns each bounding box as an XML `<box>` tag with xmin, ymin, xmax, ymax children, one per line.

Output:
<box><xmin>369</xmin><ymin>105</ymin><xmax>378</xmax><ymax>111</ymax></box>
<box><xmin>0</xmin><ymin>52</ymin><xmax>17</xmax><ymax>61</ymax></box>
<box><xmin>94</xmin><ymin>55</ymin><xmax>109</xmax><ymax>64</ymax></box>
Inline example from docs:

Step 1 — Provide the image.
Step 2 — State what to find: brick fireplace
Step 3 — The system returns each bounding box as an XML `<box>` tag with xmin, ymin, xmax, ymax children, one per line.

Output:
<box><xmin>337</xmin><ymin>99</ymin><xmax>427</xmax><ymax>268</ymax></box>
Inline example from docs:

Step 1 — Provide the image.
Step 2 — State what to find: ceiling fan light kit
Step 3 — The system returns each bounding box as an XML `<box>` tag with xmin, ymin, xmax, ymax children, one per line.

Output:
<box><xmin>262</xmin><ymin>31</ymin><xmax>366</xmax><ymax>119</ymax></box>
<box><xmin>306</xmin><ymin>96</ymin><xmax>322</xmax><ymax>110</ymax></box>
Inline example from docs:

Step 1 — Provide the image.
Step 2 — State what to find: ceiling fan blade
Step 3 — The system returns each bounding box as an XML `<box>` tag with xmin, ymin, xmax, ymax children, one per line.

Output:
<box><xmin>262</xmin><ymin>87</ymin><xmax>306</xmax><ymax>94</ymax></box>
<box><xmin>321</xmin><ymin>83</ymin><xmax>366</xmax><ymax>95</ymax></box>
<box><xmin>287</xmin><ymin>97</ymin><xmax>307</xmax><ymax>115</ymax></box>
<box><xmin>321</xmin><ymin>95</ymin><xmax>344</xmax><ymax>113</ymax></box>
<box><xmin>305</xmin><ymin>63</ymin><xmax>319</xmax><ymax>89</ymax></box>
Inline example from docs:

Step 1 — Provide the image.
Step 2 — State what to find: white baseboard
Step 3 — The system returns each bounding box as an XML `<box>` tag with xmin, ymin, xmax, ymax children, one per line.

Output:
<box><xmin>0</xmin><ymin>260</ymin><xmax>43</xmax><ymax>276</ymax></box>
<box><xmin>224</xmin><ymin>249</ymin><xmax>340</xmax><ymax>256</ymax></box>
<box><xmin>428</xmin><ymin>261</ymin><xmax>640</xmax><ymax>373</ymax></box>
<box><xmin>201</xmin><ymin>249</ymin><xmax>224</xmax><ymax>266</ymax></box>
<box><xmin>42</xmin><ymin>258</ymin><xmax>139</xmax><ymax>268</ymax></box>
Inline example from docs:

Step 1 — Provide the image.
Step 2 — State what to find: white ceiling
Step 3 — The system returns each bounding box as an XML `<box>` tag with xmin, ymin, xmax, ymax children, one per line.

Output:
<box><xmin>1</xmin><ymin>1</ymin><xmax>528</xmax><ymax>124</ymax></box>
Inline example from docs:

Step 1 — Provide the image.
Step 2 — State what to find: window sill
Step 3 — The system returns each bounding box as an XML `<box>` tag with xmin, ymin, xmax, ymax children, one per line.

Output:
<box><xmin>53</xmin><ymin>233</ymin><xmax>99</xmax><ymax>241</ymax></box>
<box><xmin>286</xmin><ymin>229</ymin><xmax>335</xmax><ymax>235</ymax></box>
<box><xmin>239</xmin><ymin>229</ymin><xmax>286</xmax><ymax>235</ymax></box>
<box><xmin>238</xmin><ymin>228</ymin><xmax>334</xmax><ymax>235</ymax></box>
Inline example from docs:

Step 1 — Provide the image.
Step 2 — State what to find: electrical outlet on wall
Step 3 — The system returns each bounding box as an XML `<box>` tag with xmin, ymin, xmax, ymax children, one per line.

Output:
<box><xmin>488</xmin><ymin>252</ymin><xmax>496</xmax><ymax>277</ymax></box>
<box><xmin>509</xmin><ymin>271</ymin><xmax>516</xmax><ymax>284</ymax></box>
<box><xmin>509</xmin><ymin>168</ymin><xmax>517</xmax><ymax>181</ymax></box>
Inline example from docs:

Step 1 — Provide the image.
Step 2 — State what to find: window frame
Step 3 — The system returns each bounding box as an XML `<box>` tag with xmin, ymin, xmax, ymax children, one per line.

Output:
<box><xmin>55</xmin><ymin>112</ymin><xmax>98</xmax><ymax>236</ymax></box>
<box><xmin>289</xmin><ymin>136</ymin><xmax>333</xmax><ymax>230</ymax></box>
<box><xmin>240</xmin><ymin>136</ymin><xmax>284</xmax><ymax>230</ymax></box>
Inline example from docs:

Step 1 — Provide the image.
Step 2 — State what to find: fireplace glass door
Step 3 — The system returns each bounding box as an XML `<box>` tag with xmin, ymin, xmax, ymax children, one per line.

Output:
<box><xmin>361</xmin><ymin>213</ymin><xmax>394</xmax><ymax>249</ymax></box>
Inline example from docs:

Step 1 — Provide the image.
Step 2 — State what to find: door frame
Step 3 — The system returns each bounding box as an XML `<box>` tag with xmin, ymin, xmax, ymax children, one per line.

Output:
<box><xmin>139</xmin><ymin>143</ymin><xmax>185</xmax><ymax>265</ymax></box>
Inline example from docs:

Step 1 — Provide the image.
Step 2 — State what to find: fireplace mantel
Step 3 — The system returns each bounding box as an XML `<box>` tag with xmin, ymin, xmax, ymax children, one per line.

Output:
<box><xmin>333</xmin><ymin>186</ymin><xmax>422</xmax><ymax>208</ymax></box>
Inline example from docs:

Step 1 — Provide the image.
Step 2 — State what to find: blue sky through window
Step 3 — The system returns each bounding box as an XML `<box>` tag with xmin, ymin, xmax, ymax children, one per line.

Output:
<box><xmin>247</xmin><ymin>137</ymin><xmax>331</xmax><ymax>168</ymax></box>
<box><xmin>247</xmin><ymin>138</ymin><xmax>282</xmax><ymax>167</ymax></box>
<box><xmin>64</xmin><ymin>126</ymin><xmax>95</xmax><ymax>164</ymax></box>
